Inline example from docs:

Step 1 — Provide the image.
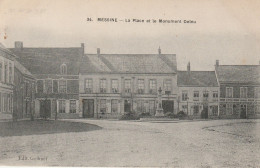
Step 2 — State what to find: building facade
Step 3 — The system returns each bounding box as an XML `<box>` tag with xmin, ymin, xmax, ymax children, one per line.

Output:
<box><xmin>10</xmin><ymin>42</ymin><xmax>83</xmax><ymax>119</ymax></box>
<box><xmin>13</xmin><ymin>60</ymin><xmax>36</xmax><ymax>120</ymax></box>
<box><xmin>79</xmin><ymin>48</ymin><xmax>178</xmax><ymax>118</ymax></box>
<box><xmin>177</xmin><ymin>63</ymin><xmax>219</xmax><ymax>119</ymax></box>
<box><xmin>215</xmin><ymin>60</ymin><xmax>260</xmax><ymax>119</ymax></box>
<box><xmin>0</xmin><ymin>43</ymin><xmax>15</xmax><ymax>120</ymax></box>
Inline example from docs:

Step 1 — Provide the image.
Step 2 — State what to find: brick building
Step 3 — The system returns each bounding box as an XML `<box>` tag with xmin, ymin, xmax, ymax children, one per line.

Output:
<box><xmin>10</xmin><ymin>42</ymin><xmax>84</xmax><ymax>119</ymax></box>
<box><xmin>13</xmin><ymin>60</ymin><xmax>36</xmax><ymax>120</ymax></box>
<box><xmin>79</xmin><ymin>48</ymin><xmax>178</xmax><ymax>118</ymax></box>
<box><xmin>215</xmin><ymin>60</ymin><xmax>260</xmax><ymax>119</ymax></box>
<box><xmin>0</xmin><ymin>43</ymin><xmax>15</xmax><ymax>120</ymax></box>
<box><xmin>177</xmin><ymin>62</ymin><xmax>219</xmax><ymax>119</ymax></box>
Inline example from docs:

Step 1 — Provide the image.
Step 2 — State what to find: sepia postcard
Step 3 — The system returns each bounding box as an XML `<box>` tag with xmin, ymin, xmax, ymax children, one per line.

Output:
<box><xmin>0</xmin><ymin>0</ymin><xmax>260</xmax><ymax>167</ymax></box>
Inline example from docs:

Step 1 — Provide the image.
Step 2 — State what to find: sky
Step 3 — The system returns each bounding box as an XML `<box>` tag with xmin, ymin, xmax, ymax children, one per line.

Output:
<box><xmin>0</xmin><ymin>0</ymin><xmax>260</xmax><ymax>70</ymax></box>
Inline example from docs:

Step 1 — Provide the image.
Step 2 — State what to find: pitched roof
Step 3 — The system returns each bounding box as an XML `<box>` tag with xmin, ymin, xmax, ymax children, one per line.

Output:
<box><xmin>14</xmin><ymin>60</ymin><xmax>34</xmax><ymax>78</ymax></box>
<box><xmin>80</xmin><ymin>54</ymin><xmax>177</xmax><ymax>74</ymax></box>
<box><xmin>177</xmin><ymin>71</ymin><xmax>218</xmax><ymax>87</ymax></box>
<box><xmin>0</xmin><ymin>43</ymin><xmax>16</xmax><ymax>59</ymax></box>
<box><xmin>9</xmin><ymin>47</ymin><xmax>83</xmax><ymax>75</ymax></box>
<box><xmin>216</xmin><ymin>65</ymin><xmax>260</xmax><ymax>85</ymax></box>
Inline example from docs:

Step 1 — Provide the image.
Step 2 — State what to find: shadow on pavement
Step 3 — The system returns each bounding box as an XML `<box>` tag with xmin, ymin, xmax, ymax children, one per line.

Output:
<box><xmin>0</xmin><ymin>119</ymin><xmax>102</xmax><ymax>137</ymax></box>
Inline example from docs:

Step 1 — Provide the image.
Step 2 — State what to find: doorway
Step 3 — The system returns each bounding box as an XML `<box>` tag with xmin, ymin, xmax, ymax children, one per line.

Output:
<box><xmin>162</xmin><ymin>100</ymin><xmax>174</xmax><ymax>113</ymax></box>
<box><xmin>240</xmin><ymin>104</ymin><xmax>247</xmax><ymax>119</ymax></box>
<box><xmin>40</xmin><ymin>99</ymin><xmax>51</xmax><ymax>118</ymax></box>
<box><xmin>201</xmin><ymin>105</ymin><xmax>208</xmax><ymax>119</ymax></box>
<box><xmin>124</xmin><ymin>100</ymin><xmax>131</xmax><ymax>113</ymax></box>
<box><xmin>83</xmin><ymin>99</ymin><xmax>94</xmax><ymax>118</ymax></box>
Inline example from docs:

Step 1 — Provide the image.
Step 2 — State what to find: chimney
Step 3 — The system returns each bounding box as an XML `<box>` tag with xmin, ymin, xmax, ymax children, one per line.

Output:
<box><xmin>158</xmin><ymin>46</ymin><xmax>161</xmax><ymax>54</ymax></box>
<box><xmin>216</xmin><ymin>60</ymin><xmax>219</xmax><ymax>66</ymax></box>
<box><xmin>97</xmin><ymin>48</ymin><xmax>100</xmax><ymax>55</ymax></box>
<box><xmin>81</xmin><ymin>43</ymin><xmax>84</xmax><ymax>54</ymax></box>
<box><xmin>15</xmin><ymin>41</ymin><xmax>23</xmax><ymax>50</ymax></box>
<box><xmin>187</xmin><ymin>62</ymin><xmax>191</xmax><ymax>72</ymax></box>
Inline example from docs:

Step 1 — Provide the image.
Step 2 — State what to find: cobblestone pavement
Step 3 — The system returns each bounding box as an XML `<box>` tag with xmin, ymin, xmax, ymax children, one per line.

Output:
<box><xmin>0</xmin><ymin>119</ymin><xmax>259</xmax><ymax>167</ymax></box>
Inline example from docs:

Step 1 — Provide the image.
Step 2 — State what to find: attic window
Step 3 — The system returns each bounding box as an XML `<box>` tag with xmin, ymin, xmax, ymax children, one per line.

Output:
<box><xmin>60</xmin><ymin>63</ymin><xmax>67</xmax><ymax>75</ymax></box>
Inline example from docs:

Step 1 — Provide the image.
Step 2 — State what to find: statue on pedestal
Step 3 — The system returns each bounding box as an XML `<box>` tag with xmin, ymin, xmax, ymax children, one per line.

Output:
<box><xmin>155</xmin><ymin>87</ymin><xmax>164</xmax><ymax>117</ymax></box>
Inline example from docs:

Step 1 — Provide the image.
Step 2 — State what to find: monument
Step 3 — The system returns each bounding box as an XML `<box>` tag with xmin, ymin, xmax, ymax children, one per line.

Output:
<box><xmin>155</xmin><ymin>87</ymin><xmax>164</xmax><ymax>116</ymax></box>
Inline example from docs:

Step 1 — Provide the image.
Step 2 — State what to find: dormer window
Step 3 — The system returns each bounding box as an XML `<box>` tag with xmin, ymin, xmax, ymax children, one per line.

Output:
<box><xmin>60</xmin><ymin>63</ymin><xmax>67</xmax><ymax>75</ymax></box>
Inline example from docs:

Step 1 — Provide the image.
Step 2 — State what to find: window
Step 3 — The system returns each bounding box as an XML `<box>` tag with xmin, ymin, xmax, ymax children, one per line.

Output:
<box><xmin>125</xmin><ymin>79</ymin><xmax>131</xmax><ymax>93</ymax></box>
<box><xmin>213</xmin><ymin>92</ymin><xmax>218</xmax><ymax>99</ymax></box>
<box><xmin>4</xmin><ymin>63</ymin><xmax>8</xmax><ymax>83</ymax></box>
<box><xmin>3</xmin><ymin>93</ymin><xmax>7</xmax><ymax>112</ymax></box>
<box><xmin>255</xmin><ymin>87</ymin><xmax>260</xmax><ymax>98</ymax></box>
<box><xmin>0</xmin><ymin>93</ymin><xmax>1</xmax><ymax>112</ymax></box>
<box><xmin>85</xmin><ymin>79</ymin><xmax>93</xmax><ymax>93</ymax></box>
<box><xmin>31</xmin><ymin>82</ymin><xmax>35</xmax><ymax>97</ymax></box>
<box><xmin>53</xmin><ymin>80</ymin><xmax>58</xmax><ymax>93</ymax></box>
<box><xmin>10</xmin><ymin>94</ymin><xmax>13</xmax><ymax>113</ymax></box>
<box><xmin>0</xmin><ymin>61</ymin><xmax>2</xmax><ymax>81</ymax></box>
<box><xmin>193</xmin><ymin>105</ymin><xmax>199</xmax><ymax>114</ymax></box>
<box><xmin>255</xmin><ymin>105</ymin><xmax>260</xmax><ymax>114</ymax></box>
<box><xmin>100</xmin><ymin>79</ymin><xmax>106</xmax><ymax>93</ymax></box>
<box><xmin>67</xmin><ymin>80</ymin><xmax>79</xmax><ymax>93</ymax></box>
<box><xmin>59</xmin><ymin>100</ymin><xmax>66</xmax><ymax>113</ymax></box>
<box><xmin>203</xmin><ymin>91</ymin><xmax>209</xmax><ymax>98</ymax></box>
<box><xmin>226</xmin><ymin>104</ymin><xmax>233</xmax><ymax>114</ymax></box>
<box><xmin>37</xmin><ymin>80</ymin><xmax>44</xmax><ymax>93</ymax></box>
<box><xmin>7</xmin><ymin>94</ymin><xmax>11</xmax><ymax>113</ymax></box>
<box><xmin>193</xmin><ymin>91</ymin><xmax>199</xmax><ymax>101</ymax></box>
<box><xmin>182</xmin><ymin>105</ymin><xmax>187</xmax><ymax>109</ymax></box>
<box><xmin>111</xmin><ymin>79</ymin><xmax>119</xmax><ymax>93</ymax></box>
<box><xmin>26</xmin><ymin>82</ymin><xmax>31</xmax><ymax>97</ymax></box>
<box><xmin>149</xmin><ymin>100</ymin><xmax>155</xmax><ymax>114</ymax></box>
<box><xmin>59</xmin><ymin>80</ymin><xmax>67</xmax><ymax>93</ymax></box>
<box><xmin>149</xmin><ymin>79</ymin><xmax>156</xmax><ymax>94</ymax></box>
<box><xmin>240</xmin><ymin>87</ymin><xmax>247</xmax><ymax>98</ymax></box>
<box><xmin>182</xmin><ymin>91</ymin><xmax>188</xmax><ymax>101</ymax></box>
<box><xmin>137</xmin><ymin>79</ymin><xmax>145</xmax><ymax>94</ymax></box>
<box><xmin>137</xmin><ymin>100</ymin><xmax>145</xmax><ymax>113</ymax></box>
<box><xmin>25</xmin><ymin>82</ymin><xmax>28</xmax><ymax>97</ymax></box>
<box><xmin>9</xmin><ymin>63</ymin><xmax>12</xmax><ymax>84</ymax></box>
<box><xmin>60</xmin><ymin>63</ymin><xmax>67</xmax><ymax>75</ymax></box>
<box><xmin>70</xmin><ymin>100</ymin><xmax>76</xmax><ymax>113</ymax></box>
<box><xmin>226</xmin><ymin>87</ymin><xmax>233</xmax><ymax>98</ymax></box>
<box><xmin>45</xmin><ymin>79</ymin><xmax>52</xmax><ymax>93</ymax></box>
<box><xmin>100</xmin><ymin>99</ymin><xmax>106</xmax><ymax>113</ymax></box>
<box><xmin>212</xmin><ymin>106</ymin><xmax>218</xmax><ymax>116</ymax></box>
<box><xmin>164</xmin><ymin>79</ymin><xmax>172</xmax><ymax>93</ymax></box>
<box><xmin>111</xmin><ymin>99</ymin><xmax>118</xmax><ymax>113</ymax></box>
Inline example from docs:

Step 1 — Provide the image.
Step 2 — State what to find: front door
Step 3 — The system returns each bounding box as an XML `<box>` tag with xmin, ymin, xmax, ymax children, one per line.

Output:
<box><xmin>202</xmin><ymin>105</ymin><xmax>208</xmax><ymax>119</ymax></box>
<box><xmin>40</xmin><ymin>99</ymin><xmax>51</xmax><ymax>118</ymax></box>
<box><xmin>83</xmin><ymin>99</ymin><xmax>94</xmax><ymax>118</ymax></box>
<box><xmin>240</xmin><ymin>104</ymin><xmax>247</xmax><ymax>119</ymax></box>
<box><xmin>162</xmin><ymin>100</ymin><xmax>174</xmax><ymax>113</ymax></box>
<box><xmin>124</xmin><ymin>100</ymin><xmax>131</xmax><ymax>113</ymax></box>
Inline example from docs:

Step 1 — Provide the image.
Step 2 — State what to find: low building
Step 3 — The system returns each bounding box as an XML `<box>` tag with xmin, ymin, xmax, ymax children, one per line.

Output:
<box><xmin>215</xmin><ymin>60</ymin><xmax>260</xmax><ymax>119</ymax></box>
<box><xmin>0</xmin><ymin>43</ymin><xmax>15</xmax><ymax>120</ymax></box>
<box><xmin>13</xmin><ymin>60</ymin><xmax>36</xmax><ymax>120</ymax></box>
<box><xmin>177</xmin><ymin>62</ymin><xmax>219</xmax><ymax>119</ymax></box>
<box><xmin>79</xmin><ymin>48</ymin><xmax>178</xmax><ymax>118</ymax></box>
<box><xmin>10</xmin><ymin>41</ymin><xmax>83</xmax><ymax>119</ymax></box>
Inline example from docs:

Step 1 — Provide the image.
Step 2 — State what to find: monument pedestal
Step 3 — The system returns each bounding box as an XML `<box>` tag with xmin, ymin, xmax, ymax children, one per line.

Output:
<box><xmin>155</xmin><ymin>108</ymin><xmax>164</xmax><ymax>117</ymax></box>
<box><xmin>155</xmin><ymin>87</ymin><xmax>164</xmax><ymax>117</ymax></box>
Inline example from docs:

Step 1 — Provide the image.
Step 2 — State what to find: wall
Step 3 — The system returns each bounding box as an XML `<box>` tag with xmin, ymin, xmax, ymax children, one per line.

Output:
<box><xmin>79</xmin><ymin>73</ymin><xmax>178</xmax><ymax>118</ymax></box>
<box><xmin>0</xmin><ymin>53</ymin><xmax>14</xmax><ymax>120</ymax></box>
<box><xmin>178</xmin><ymin>86</ymin><xmax>219</xmax><ymax>118</ymax></box>
<box><xmin>219</xmin><ymin>83</ymin><xmax>260</xmax><ymax>119</ymax></box>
